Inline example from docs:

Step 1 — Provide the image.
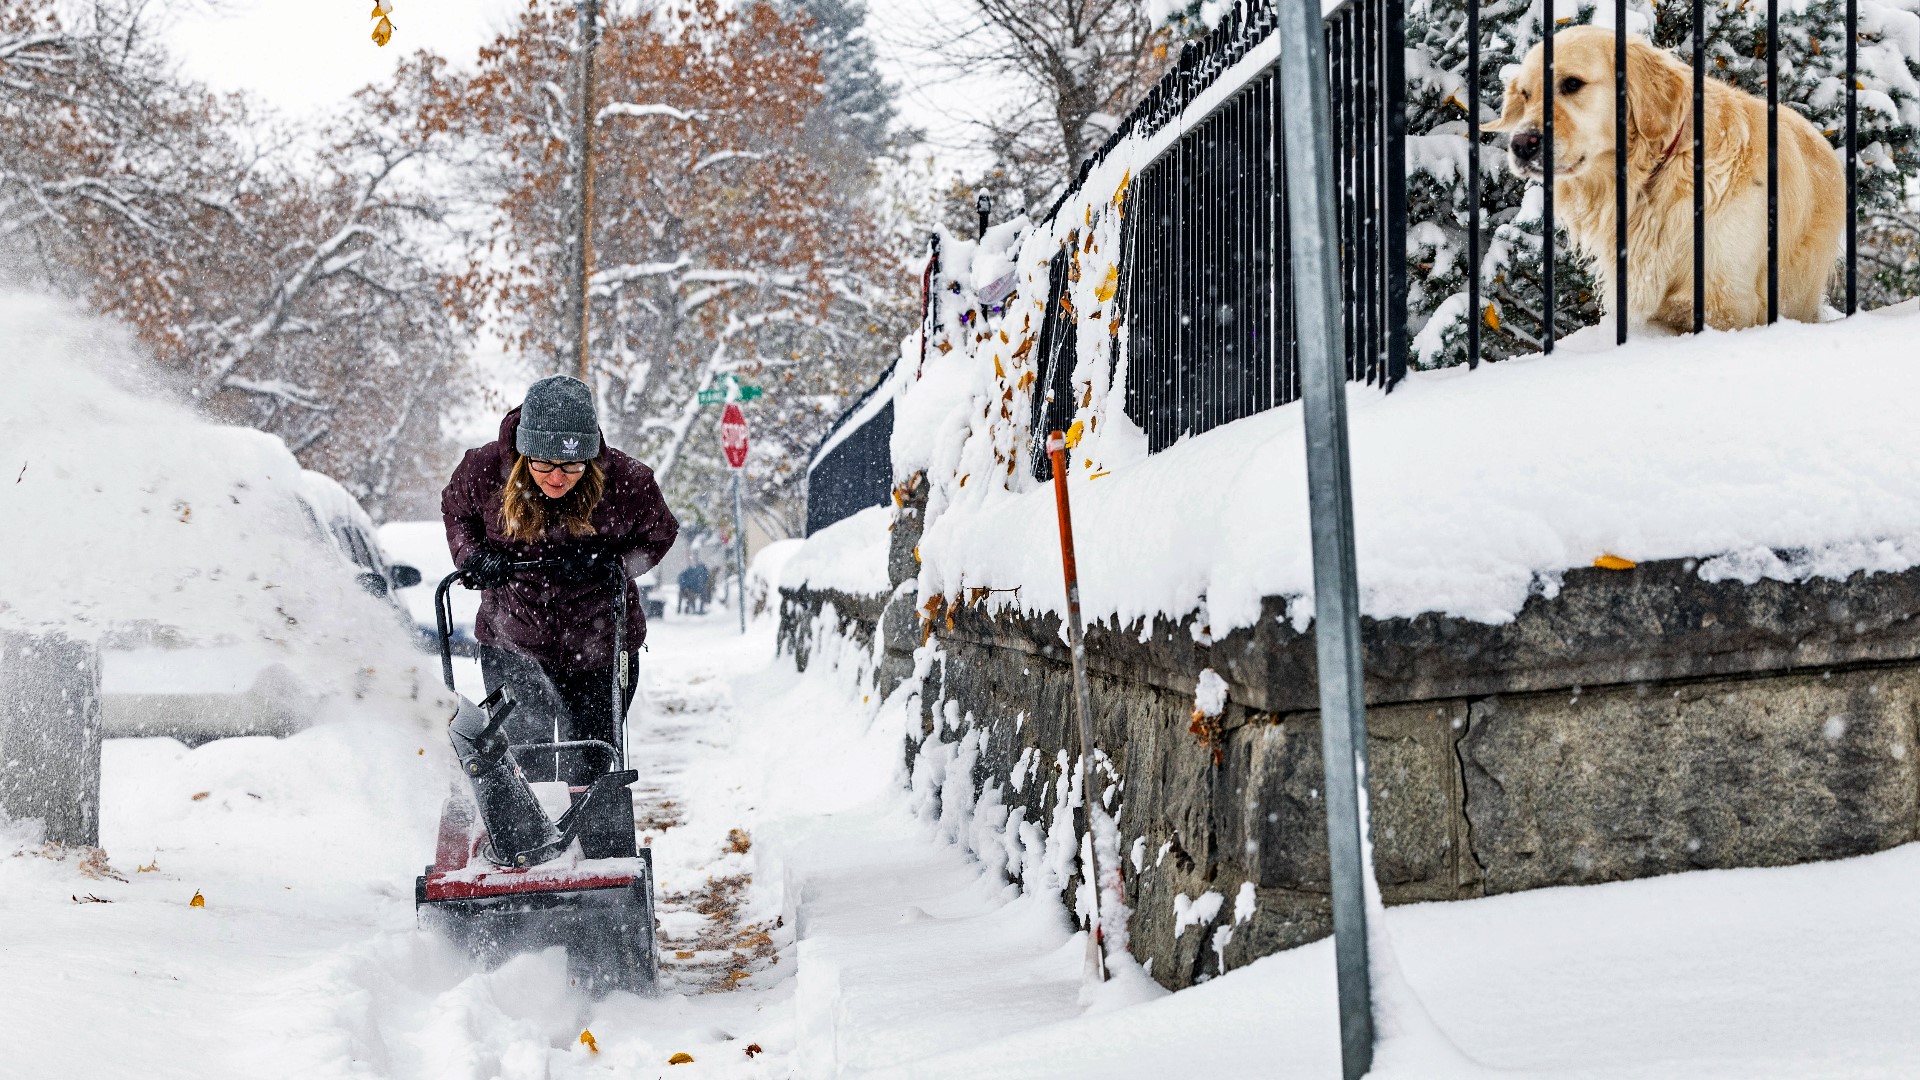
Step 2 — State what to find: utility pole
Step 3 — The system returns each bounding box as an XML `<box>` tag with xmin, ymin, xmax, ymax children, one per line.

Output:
<box><xmin>568</xmin><ymin>0</ymin><xmax>601</xmax><ymax>380</ymax></box>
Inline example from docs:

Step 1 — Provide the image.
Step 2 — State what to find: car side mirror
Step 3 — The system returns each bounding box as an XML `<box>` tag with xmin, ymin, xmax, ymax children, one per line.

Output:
<box><xmin>358</xmin><ymin>570</ymin><xmax>391</xmax><ymax>598</ymax></box>
<box><xmin>390</xmin><ymin>564</ymin><xmax>423</xmax><ymax>590</ymax></box>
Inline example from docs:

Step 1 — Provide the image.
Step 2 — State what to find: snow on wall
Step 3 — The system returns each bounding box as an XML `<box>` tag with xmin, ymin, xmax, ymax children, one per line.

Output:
<box><xmin>906</xmin><ymin>244</ymin><xmax>1920</xmax><ymax>634</ymax></box>
<box><xmin>780</xmin><ymin>505</ymin><xmax>892</xmax><ymax>596</ymax></box>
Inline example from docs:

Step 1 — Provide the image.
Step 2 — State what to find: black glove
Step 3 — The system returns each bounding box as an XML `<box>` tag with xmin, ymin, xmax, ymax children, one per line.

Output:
<box><xmin>553</xmin><ymin>548</ymin><xmax>613</xmax><ymax>585</ymax></box>
<box><xmin>460</xmin><ymin>546</ymin><xmax>514</xmax><ymax>590</ymax></box>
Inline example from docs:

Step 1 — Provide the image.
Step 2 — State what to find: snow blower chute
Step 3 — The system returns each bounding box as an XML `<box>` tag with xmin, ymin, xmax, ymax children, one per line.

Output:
<box><xmin>414</xmin><ymin>560</ymin><xmax>658</xmax><ymax>995</ymax></box>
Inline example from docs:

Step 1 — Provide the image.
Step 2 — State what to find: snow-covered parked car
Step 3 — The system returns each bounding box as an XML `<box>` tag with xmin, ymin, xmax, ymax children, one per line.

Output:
<box><xmin>98</xmin><ymin>459</ymin><xmax>423</xmax><ymax>745</ymax></box>
<box><xmin>295</xmin><ymin>469</ymin><xmax>424</xmax><ymax>626</ymax></box>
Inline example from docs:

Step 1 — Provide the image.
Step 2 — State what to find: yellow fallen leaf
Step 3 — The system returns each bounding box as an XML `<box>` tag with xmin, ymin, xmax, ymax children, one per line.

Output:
<box><xmin>1065</xmin><ymin>420</ymin><xmax>1085</xmax><ymax>448</ymax></box>
<box><xmin>580</xmin><ymin>1030</ymin><xmax>598</xmax><ymax>1054</ymax></box>
<box><xmin>993</xmin><ymin>355</ymin><xmax>1005</xmax><ymax>379</ymax></box>
<box><xmin>1593</xmin><ymin>554</ymin><xmax>1637</xmax><ymax>571</ymax></box>
<box><xmin>668</xmin><ymin>1052</ymin><xmax>695</xmax><ymax>1065</ymax></box>
<box><xmin>675</xmin><ymin>950</ymin><xmax>696</xmax><ymax>960</ymax></box>
<box><xmin>370</xmin><ymin>0</ymin><xmax>392</xmax><ymax>14</ymax></box>
<box><xmin>371</xmin><ymin>15</ymin><xmax>393</xmax><ymax>46</ymax></box>
<box><xmin>1484</xmin><ymin>303</ymin><xmax>1501</xmax><ymax>330</ymax></box>
<box><xmin>1094</xmin><ymin>264</ymin><xmax>1118</xmax><ymax>303</ymax></box>
<box><xmin>136</xmin><ymin>860</ymin><xmax>159</xmax><ymax>874</ymax></box>
<box><xmin>189</xmin><ymin>890</ymin><xmax>205</xmax><ymax>908</ymax></box>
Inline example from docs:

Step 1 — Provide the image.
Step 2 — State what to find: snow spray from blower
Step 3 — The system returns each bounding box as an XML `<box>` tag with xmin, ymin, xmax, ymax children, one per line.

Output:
<box><xmin>1048</xmin><ymin>430</ymin><xmax>1109</xmax><ymax>984</ymax></box>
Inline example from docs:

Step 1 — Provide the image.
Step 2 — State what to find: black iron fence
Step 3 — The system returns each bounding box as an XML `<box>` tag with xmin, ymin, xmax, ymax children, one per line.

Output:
<box><xmin>999</xmin><ymin>0</ymin><xmax>1914</xmax><ymax>462</ymax></box>
<box><xmin>804</xmin><ymin>375</ymin><xmax>894</xmax><ymax>536</ymax></box>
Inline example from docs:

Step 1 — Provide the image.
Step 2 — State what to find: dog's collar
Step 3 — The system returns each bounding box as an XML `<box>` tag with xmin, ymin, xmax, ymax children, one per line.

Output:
<box><xmin>1641</xmin><ymin>124</ymin><xmax>1688</xmax><ymax>193</ymax></box>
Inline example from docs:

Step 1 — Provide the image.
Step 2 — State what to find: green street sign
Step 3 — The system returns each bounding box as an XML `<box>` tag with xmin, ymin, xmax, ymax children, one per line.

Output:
<box><xmin>697</xmin><ymin>377</ymin><xmax>764</xmax><ymax>405</ymax></box>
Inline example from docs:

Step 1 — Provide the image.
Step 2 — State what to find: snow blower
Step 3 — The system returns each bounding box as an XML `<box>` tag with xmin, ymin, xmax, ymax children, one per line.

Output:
<box><xmin>414</xmin><ymin>560</ymin><xmax>658</xmax><ymax>995</ymax></box>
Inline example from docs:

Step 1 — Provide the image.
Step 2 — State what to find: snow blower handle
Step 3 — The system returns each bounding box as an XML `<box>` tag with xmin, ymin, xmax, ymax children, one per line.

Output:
<box><xmin>432</xmin><ymin>559</ymin><xmax>573</xmax><ymax>692</ymax></box>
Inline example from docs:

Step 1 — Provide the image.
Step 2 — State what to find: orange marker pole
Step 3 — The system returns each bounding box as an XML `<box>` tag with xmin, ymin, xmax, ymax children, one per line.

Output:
<box><xmin>1048</xmin><ymin>430</ymin><xmax>1108</xmax><ymax>983</ymax></box>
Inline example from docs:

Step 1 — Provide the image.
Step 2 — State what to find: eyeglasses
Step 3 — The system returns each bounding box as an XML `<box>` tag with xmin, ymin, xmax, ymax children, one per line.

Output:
<box><xmin>527</xmin><ymin>459</ymin><xmax>588</xmax><ymax>476</ymax></box>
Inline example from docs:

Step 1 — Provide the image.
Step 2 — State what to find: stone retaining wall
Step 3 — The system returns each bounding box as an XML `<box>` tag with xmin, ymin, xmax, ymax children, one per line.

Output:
<box><xmin>780</xmin><ymin>479</ymin><xmax>1920</xmax><ymax>992</ymax></box>
<box><xmin>905</xmin><ymin>560</ymin><xmax>1920</xmax><ymax>990</ymax></box>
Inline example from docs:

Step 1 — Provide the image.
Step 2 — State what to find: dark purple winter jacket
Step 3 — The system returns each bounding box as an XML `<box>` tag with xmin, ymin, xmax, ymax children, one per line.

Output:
<box><xmin>442</xmin><ymin>408</ymin><xmax>679</xmax><ymax>672</ymax></box>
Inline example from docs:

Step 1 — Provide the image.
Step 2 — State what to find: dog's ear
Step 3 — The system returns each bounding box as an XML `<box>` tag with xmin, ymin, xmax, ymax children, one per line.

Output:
<box><xmin>1625</xmin><ymin>36</ymin><xmax>1687</xmax><ymax>155</ymax></box>
<box><xmin>1482</xmin><ymin>81</ymin><xmax>1524</xmax><ymax>134</ymax></box>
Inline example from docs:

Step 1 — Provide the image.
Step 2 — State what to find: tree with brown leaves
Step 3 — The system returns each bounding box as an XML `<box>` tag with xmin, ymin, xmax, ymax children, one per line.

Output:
<box><xmin>426</xmin><ymin>0</ymin><xmax>910</xmax><ymax>534</ymax></box>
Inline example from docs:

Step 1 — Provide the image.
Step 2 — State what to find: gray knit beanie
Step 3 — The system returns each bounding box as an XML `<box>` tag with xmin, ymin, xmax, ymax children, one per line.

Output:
<box><xmin>516</xmin><ymin>375</ymin><xmax>601</xmax><ymax>461</ymax></box>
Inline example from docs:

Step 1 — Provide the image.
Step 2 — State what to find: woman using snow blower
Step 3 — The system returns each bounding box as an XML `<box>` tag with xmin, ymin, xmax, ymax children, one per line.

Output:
<box><xmin>441</xmin><ymin>375</ymin><xmax>678</xmax><ymax>785</ymax></box>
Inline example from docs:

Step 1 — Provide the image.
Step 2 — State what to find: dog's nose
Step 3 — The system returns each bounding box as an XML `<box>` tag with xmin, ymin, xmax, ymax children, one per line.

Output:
<box><xmin>1510</xmin><ymin>130</ymin><xmax>1543</xmax><ymax>163</ymax></box>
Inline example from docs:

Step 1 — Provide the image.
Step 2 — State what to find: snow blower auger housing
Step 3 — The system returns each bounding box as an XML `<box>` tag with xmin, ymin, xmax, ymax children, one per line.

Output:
<box><xmin>415</xmin><ymin>560</ymin><xmax>659</xmax><ymax>996</ymax></box>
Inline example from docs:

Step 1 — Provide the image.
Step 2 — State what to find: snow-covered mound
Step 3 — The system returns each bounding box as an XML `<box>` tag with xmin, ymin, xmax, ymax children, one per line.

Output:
<box><xmin>782</xmin><ymin>505</ymin><xmax>892</xmax><ymax>596</ymax></box>
<box><xmin>0</xmin><ymin>292</ymin><xmax>426</xmax><ymax>700</ymax></box>
<box><xmin>919</xmin><ymin>308</ymin><xmax>1920</xmax><ymax>634</ymax></box>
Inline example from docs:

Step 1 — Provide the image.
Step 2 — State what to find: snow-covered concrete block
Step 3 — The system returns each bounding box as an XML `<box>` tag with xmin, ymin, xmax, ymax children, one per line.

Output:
<box><xmin>0</xmin><ymin>631</ymin><xmax>102</xmax><ymax>847</ymax></box>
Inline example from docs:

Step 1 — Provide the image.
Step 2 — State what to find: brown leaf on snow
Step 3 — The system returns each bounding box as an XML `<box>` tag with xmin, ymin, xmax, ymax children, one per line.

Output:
<box><xmin>191</xmin><ymin>792</ymin><xmax>210</xmax><ymax>801</ymax></box>
<box><xmin>668</xmin><ymin>1052</ymin><xmax>695</xmax><ymax>1065</ymax></box>
<box><xmin>727</xmin><ymin>828</ymin><xmax>752</xmax><ymax>855</ymax></box>
<box><xmin>745</xmin><ymin>1043</ymin><xmax>764</xmax><ymax>1058</ymax></box>
<box><xmin>188</xmin><ymin>890</ymin><xmax>205</xmax><ymax>908</ymax></box>
<box><xmin>75</xmin><ymin>848</ymin><xmax>125</xmax><ymax>881</ymax></box>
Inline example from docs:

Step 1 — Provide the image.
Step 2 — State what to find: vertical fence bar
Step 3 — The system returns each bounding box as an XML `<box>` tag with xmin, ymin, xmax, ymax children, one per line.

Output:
<box><xmin>1845</xmin><ymin>0</ymin><xmax>1858</xmax><ymax>315</ymax></box>
<box><xmin>1468</xmin><ymin>0</ymin><xmax>1482</xmax><ymax>368</ymax></box>
<box><xmin>1766</xmin><ymin>0</ymin><xmax>1778</xmax><ymax>324</ymax></box>
<box><xmin>1276</xmin><ymin>7</ymin><xmax>1375</xmax><ymax>1076</ymax></box>
<box><xmin>1384</xmin><ymin>0</ymin><xmax>1408</xmax><ymax>388</ymax></box>
<box><xmin>1692</xmin><ymin>0</ymin><xmax>1705</xmax><ymax>333</ymax></box>
<box><xmin>1614</xmin><ymin>0</ymin><xmax>1628</xmax><ymax>345</ymax></box>
<box><xmin>1362</xmin><ymin>1</ymin><xmax>1381</xmax><ymax>384</ymax></box>
<box><xmin>1541</xmin><ymin>9</ymin><xmax>1556</xmax><ymax>353</ymax></box>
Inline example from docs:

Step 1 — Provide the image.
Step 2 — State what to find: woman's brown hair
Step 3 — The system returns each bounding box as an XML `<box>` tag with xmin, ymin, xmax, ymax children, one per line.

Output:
<box><xmin>500</xmin><ymin>456</ymin><xmax>606</xmax><ymax>543</ymax></box>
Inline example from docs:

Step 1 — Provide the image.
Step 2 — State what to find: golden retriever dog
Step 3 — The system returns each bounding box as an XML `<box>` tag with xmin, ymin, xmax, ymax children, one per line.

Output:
<box><xmin>1488</xmin><ymin>27</ymin><xmax>1844</xmax><ymax>332</ymax></box>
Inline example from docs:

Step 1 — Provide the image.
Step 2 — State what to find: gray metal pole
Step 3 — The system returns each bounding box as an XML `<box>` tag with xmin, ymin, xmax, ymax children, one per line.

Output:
<box><xmin>732</xmin><ymin>470</ymin><xmax>748</xmax><ymax>634</ymax></box>
<box><xmin>1275</xmin><ymin>4</ymin><xmax>1375</xmax><ymax>1077</ymax></box>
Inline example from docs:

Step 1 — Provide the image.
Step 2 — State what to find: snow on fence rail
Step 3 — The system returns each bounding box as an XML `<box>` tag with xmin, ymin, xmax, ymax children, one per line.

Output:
<box><xmin>906</xmin><ymin>0</ymin><xmax>1920</xmax><ymax>476</ymax></box>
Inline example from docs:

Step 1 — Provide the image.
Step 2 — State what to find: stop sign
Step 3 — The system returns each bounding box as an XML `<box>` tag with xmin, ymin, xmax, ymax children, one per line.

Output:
<box><xmin>720</xmin><ymin>402</ymin><xmax>749</xmax><ymax>469</ymax></box>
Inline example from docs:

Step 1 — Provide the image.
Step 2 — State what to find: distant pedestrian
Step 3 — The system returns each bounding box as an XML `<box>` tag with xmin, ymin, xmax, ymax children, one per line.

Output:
<box><xmin>687</xmin><ymin>562</ymin><xmax>712</xmax><ymax>614</ymax></box>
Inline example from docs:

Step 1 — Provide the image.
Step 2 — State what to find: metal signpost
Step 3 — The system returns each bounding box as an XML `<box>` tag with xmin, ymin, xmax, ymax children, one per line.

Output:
<box><xmin>1276</xmin><ymin>5</ymin><xmax>1376</xmax><ymax>1078</ymax></box>
<box><xmin>721</xmin><ymin>403</ymin><xmax>750</xmax><ymax>635</ymax></box>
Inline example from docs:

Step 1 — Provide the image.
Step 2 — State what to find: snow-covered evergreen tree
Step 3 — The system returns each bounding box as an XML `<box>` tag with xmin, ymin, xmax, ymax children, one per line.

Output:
<box><xmin>785</xmin><ymin>0</ymin><xmax>902</xmax><ymax>159</ymax></box>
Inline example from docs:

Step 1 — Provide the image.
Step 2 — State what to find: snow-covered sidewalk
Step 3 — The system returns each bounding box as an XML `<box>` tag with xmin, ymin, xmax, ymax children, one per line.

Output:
<box><xmin>11</xmin><ymin>601</ymin><xmax>1920</xmax><ymax>1077</ymax></box>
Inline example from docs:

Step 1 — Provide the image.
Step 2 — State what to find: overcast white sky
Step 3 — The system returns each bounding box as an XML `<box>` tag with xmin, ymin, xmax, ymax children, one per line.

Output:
<box><xmin>162</xmin><ymin>0</ymin><xmax>995</xmax><ymax>155</ymax></box>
